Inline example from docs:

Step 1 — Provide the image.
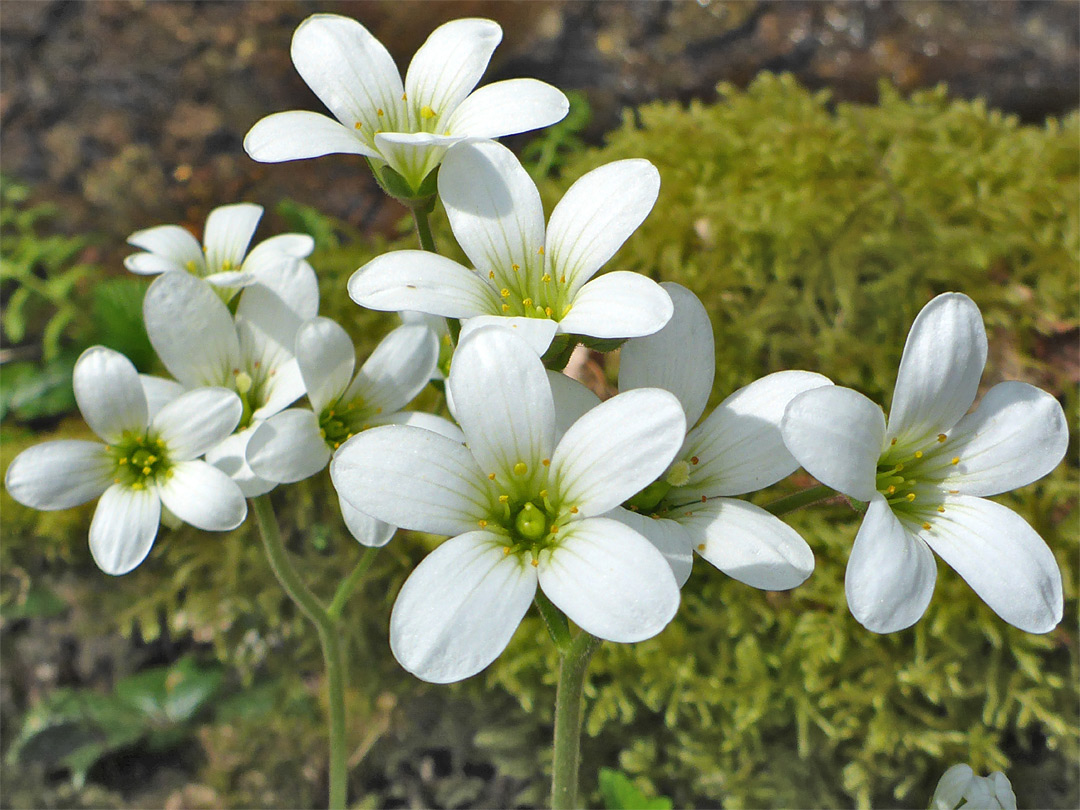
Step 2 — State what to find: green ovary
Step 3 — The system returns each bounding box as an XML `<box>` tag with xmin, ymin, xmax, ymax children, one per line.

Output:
<box><xmin>491</xmin><ymin>259</ymin><xmax>572</xmax><ymax>320</ymax></box>
<box><xmin>319</xmin><ymin>398</ymin><xmax>379</xmax><ymax>451</ymax></box>
<box><xmin>875</xmin><ymin>433</ymin><xmax>960</xmax><ymax>523</ymax></box>
<box><xmin>108</xmin><ymin>433</ymin><xmax>171</xmax><ymax>489</ymax></box>
<box><xmin>478</xmin><ymin>468</ymin><xmax>577</xmax><ymax>563</ymax></box>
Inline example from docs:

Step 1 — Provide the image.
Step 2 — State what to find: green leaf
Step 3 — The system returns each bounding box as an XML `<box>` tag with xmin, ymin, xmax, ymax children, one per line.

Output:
<box><xmin>598</xmin><ymin>768</ymin><xmax>673</xmax><ymax>810</ymax></box>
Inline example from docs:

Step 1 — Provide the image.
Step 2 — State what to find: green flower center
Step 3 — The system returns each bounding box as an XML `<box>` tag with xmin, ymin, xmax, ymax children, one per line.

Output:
<box><xmin>876</xmin><ymin>433</ymin><xmax>961</xmax><ymax>527</ymax></box>
<box><xmin>107</xmin><ymin>433</ymin><xmax>171</xmax><ymax>490</ymax></box>
<box><xmin>488</xmin><ymin>255</ymin><xmax>574</xmax><ymax>321</ymax></box>
<box><xmin>318</xmin><ymin>397</ymin><xmax>381</xmax><ymax>451</ymax></box>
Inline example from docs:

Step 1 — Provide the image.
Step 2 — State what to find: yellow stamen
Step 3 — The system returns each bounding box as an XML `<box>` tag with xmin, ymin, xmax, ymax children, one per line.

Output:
<box><xmin>914</xmin><ymin>451</ymin><xmax>923</xmax><ymax>458</ymax></box>
<box><xmin>951</xmin><ymin>457</ymin><xmax>960</xmax><ymax>465</ymax></box>
<box><xmin>697</xmin><ymin>543</ymin><xmax>706</xmax><ymax>551</ymax></box>
<box><xmin>420</xmin><ymin>105</ymin><xmax>436</xmax><ymax>119</ymax></box>
<box><xmin>488</xmin><ymin>472</ymin><xmax>496</xmax><ymax>480</ymax></box>
<box><xmin>522</xmin><ymin>298</ymin><xmax>533</xmax><ymax>307</ymax></box>
<box><xmin>500</xmin><ymin>288</ymin><xmax>511</xmax><ymax>298</ymax></box>
<box><xmin>499</xmin><ymin>494</ymin><xmax>509</xmax><ymax>503</ymax></box>
<box><xmin>537</xmin><ymin>246</ymin><xmax>545</xmax><ymax>255</ymax></box>
<box><xmin>513</xmin><ymin>462</ymin><xmax>528</xmax><ymax>476</ymax></box>
<box><xmin>531</xmin><ymin>558</ymin><xmax>539</xmax><ymax>567</ymax></box>
<box><xmin>569</xmin><ymin>506</ymin><xmax>578</xmax><ymax>514</ymax></box>
<box><xmin>512</xmin><ymin>264</ymin><xmax>520</xmax><ymax>272</ymax></box>
<box><xmin>937</xmin><ymin>434</ymin><xmax>947</xmax><ymax>442</ymax></box>
<box><xmin>922</xmin><ymin>521</ymin><xmax>932</xmax><ymax>530</ymax></box>
<box><xmin>541</xmin><ymin>459</ymin><xmax>550</xmax><ymax>467</ymax></box>
<box><xmin>937</xmin><ymin>506</ymin><xmax>946</xmax><ymax>513</ymax></box>
<box><xmin>541</xmin><ymin>273</ymin><xmax>551</xmax><ymax>283</ymax></box>
<box><xmin>906</xmin><ymin>493</ymin><xmax>916</xmax><ymax>501</ymax></box>
<box><xmin>479</xmin><ymin>520</ymin><xmax>488</xmax><ymax>528</ymax></box>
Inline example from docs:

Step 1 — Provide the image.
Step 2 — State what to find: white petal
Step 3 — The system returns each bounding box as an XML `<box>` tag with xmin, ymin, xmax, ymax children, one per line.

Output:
<box><xmin>205</xmin><ymin>270</ymin><xmax>257</xmax><ymax>289</ymax></box>
<box><xmin>679</xmin><ymin>498</ymin><xmax>815</xmax><ymax>591</ymax></box>
<box><xmin>144</xmin><ymin>273</ymin><xmax>240</xmax><ymax>388</ymax></box>
<box><xmin>448</xmin><ymin>325</ymin><xmax>555</xmax><ymax>488</ymax></box>
<box><xmin>608</xmin><ymin>507</ymin><xmax>694</xmax><ymax>587</ymax></box>
<box><xmin>989</xmin><ymin>773</ymin><xmax>1018</xmax><ymax>810</ymax></box>
<box><xmin>73</xmin><ymin>346</ymin><xmax>148</xmax><ymax>443</ymax></box>
<box><xmin>390</xmin><ymin>530</ymin><xmax>537</xmax><ymax>683</ymax></box>
<box><xmin>932</xmin><ymin>765</ymin><xmax>976</xmax><ymax>810</ymax></box>
<box><xmin>678</xmin><ymin>370</ymin><xmax>834</xmax><ymax>499</ymax></box>
<box><xmin>373</xmin><ymin>131</ymin><xmax>458</xmax><ymax>191</ymax></box>
<box><xmin>558</xmin><ymin>272</ymin><xmax>673</xmax><ymax>340</ymax></box>
<box><xmin>349</xmin><ymin>251</ymin><xmax>498</xmax><ymax>318</ymax></box>
<box><xmin>345</xmin><ymin>324</ymin><xmax>438</xmax><ymax>416</ymax></box>
<box><xmin>372</xmin><ymin>410</ymin><xmax>465</xmax><ymax>442</ymax></box>
<box><xmin>546</xmin><ymin>370</ymin><xmax>601</xmax><ymax>443</ymax></box>
<box><xmin>939</xmin><ymin>381</ymin><xmax>1069</xmax><ymax>496</ymax></box>
<box><xmin>545</xmin><ymin>159</ymin><xmax>660</xmax><ymax>293</ymax></box>
<box><xmin>338</xmin><ymin>494</ymin><xmax>397</xmax><ymax>547</ymax></box>
<box><xmin>124</xmin><ymin>252</ymin><xmax>185</xmax><ymax>276</ymax></box>
<box><xmin>290</xmin><ymin>14</ymin><xmax>404</xmax><ymax>133</ymax></box>
<box><xmin>405</xmin><ymin>18</ymin><xmax>501</xmax><ymax>122</ymax></box>
<box><xmin>235</xmin><ymin>285</ymin><xmax>306</xmax><ymax>419</ymax></box>
<box><xmin>241</xmin><ymin>247</ymin><xmax>320</xmax><ymax>321</ymax></box>
<box><xmin>552</xmin><ymin>388</ymin><xmax>685</xmax><ymax>516</ymax></box>
<box><xmin>538</xmin><ymin>517</ymin><xmax>679</xmax><ymax>642</ymax></box>
<box><xmin>88</xmin><ymin>484</ymin><xmax>161</xmax><ymax>575</ymax></box>
<box><xmin>845</xmin><ymin>495</ymin><xmax>937</xmax><ymax>632</ymax></box>
<box><xmin>157</xmin><ymin>460</ymin><xmax>246</xmax><ymax>531</ymax></box>
<box><xmin>139</xmin><ymin>375</ymin><xmax>189</xmax><ymax>419</ymax></box>
<box><xmin>447</xmin><ymin>79</ymin><xmax>569</xmax><ymax>139</ymax></box>
<box><xmin>618</xmin><ymin>282</ymin><xmax>714</xmax><ymax>426</ymax></box>
<box><xmin>126</xmin><ymin>224</ymin><xmax>205</xmax><ymax>271</ymax></box>
<box><xmin>919</xmin><ymin>495</ymin><xmax>1063</xmax><ymax>633</ymax></box>
<box><xmin>153</xmin><ymin>387</ymin><xmax>242</xmax><ymax>460</ymax></box>
<box><xmin>203</xmin><ymin>203</ymin><xmax>263</xmax><ymax>274</ymax></box>
<box><xmin>330</xmin><ymin>425</ymin><xmax>490</xmax><ymax>536</ymax></box>
<box><xmin>4</xmin><ymin>441</ymin><xmax>111</xmax><ymax>510</ymax></box>
<box><xmin>246</xmin><ymin>409</ymin><xmax>330</xmax><ymax>483</ymax></box>
<box><xmin>438</xmin><ymin>141</ymin><xmax>545</xmax><ymax>282</ymax></box>
<box><xmin>458</xmin><ymin>316</ymin><xmax>558</xmax><ymax>358</ymax></box>
<box><xmin>887</xmin><ymin>292</ymin><xmax>988</xmax><ymax>448</ymax></box>
<box><xmin>781</xmin><ymin>385</ymin><xmax>885</xmax><ymax>502</ymax></box>
<box><xmin>204</xmin><ymin>427</ymin><xmax>276</xmax><ymax>498</ymax></box>
<box><xmin>244</xmin><ymin>111</ymin><xmax>378</xmax><ymax>162</ymax></box>
<box><xmin>295</xmin><ymin>318</ymin><xmax>356</xmax><ymax>414</ymax></box>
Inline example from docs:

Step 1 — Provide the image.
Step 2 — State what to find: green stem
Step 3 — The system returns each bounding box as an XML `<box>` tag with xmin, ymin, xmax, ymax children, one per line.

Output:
<box><xmin>535</xmin><ymin>590</ymin><xmax>573</xmax><ymax>654</ymax></box>
<box><xmin>551</xmin><ymin>630</ymin><xmax>602</xmax><ymax>810</ymax></box>
<box><xmin>252</xmin><ymin>495</ymin><xmax>348</xmax><ymax>810</ymax></box>
<box><xmin>412</xmin><ymin>207</ymin><xmax>436</xmax><ymax>253</ymax></box>
<box><xmin>327</xmin><ymin>547</ymin><xmax>379</xmax><ymax>622</ymax></box>
<box><xmin>763</xmin><ymin>484</ymin><xmax>838</xmax><ymax>516</ymax></box>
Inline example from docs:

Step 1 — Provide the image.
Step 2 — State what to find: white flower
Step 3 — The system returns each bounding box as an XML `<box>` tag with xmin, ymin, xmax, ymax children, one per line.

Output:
<box><xmin>781</xmin><ymin>292</ymin><xmax>1068</xmax><ymax>633</ymax></box>
<box><xmin>142</xmin><ymin>271</ymin><xmax>316</xmax><ymax>496</ymax></box>
<box><xmin>614</xmin><ymin>282</ymin><xmax>831</xmax><ymax>589</ymax></box>
<box><xmin>932</xmin><ymin>764</ymin><xmax>1017</xmax><ymax>810</ymax></box>
<box><xmin>330</xmin><ymin>326</ymin><xmax>684</xmax><ymax>683</ymax></box>
<box><xmin>4</xmin><ymin>347</ymin><xmax>246</xmax><ymax>575</ymax></box>
<box><xmin>246</xmin><ymin>317</ymin><xmax>454</xmax><ymax>546</ymax></box>
<box><xmin>243</xmin><ymin>15</ymin><xmax>569</xmax><ymax>194</ymax></box>
<box><xmin>349</xmin><ymin>140</ymin><xmax>673</xmax><ymax>354</ymax></box>
<box><xmin>125</xmin><ymin>203</ymin><xmax>318</xmax><ymax>311</ymax></box>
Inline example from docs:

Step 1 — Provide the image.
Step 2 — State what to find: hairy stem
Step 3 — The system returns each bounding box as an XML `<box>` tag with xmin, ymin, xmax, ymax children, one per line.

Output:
<box><xmin>551</xmin><ymin>630</ymin><xmax>602</xmax><ymax>810</ymax></box>
<box><xmin>763</xmin><ymin>484</ymin><xmax>839</xmax><ymax>516</ymax></box>
<box><xmin>413</xmin><ymin>207</ymin><xmax>436</xmax><ymax>253</ymax></box>
<box><xmin>327</xmin><ymin>546</ymin><xmax>379</xmax><ymax>622</ymax></box>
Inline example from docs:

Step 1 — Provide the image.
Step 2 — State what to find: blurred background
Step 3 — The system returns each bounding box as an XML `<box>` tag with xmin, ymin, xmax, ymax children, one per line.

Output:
<box><xmin>1</xmin><ymin>2</ymin><xmax>1077</xmax><ymax>809</ymax></box>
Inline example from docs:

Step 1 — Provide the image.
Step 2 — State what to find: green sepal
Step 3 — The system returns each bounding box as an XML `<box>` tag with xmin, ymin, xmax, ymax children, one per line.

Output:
<box><xmin>366</xmin><ymin>158</ymin><xmax>438</xmax><ymax>212</ymax></box>
<box><xmin>575</xmin><ymin>335</ymin><xmax>627</xmax><ymax>353</ymax></box>
<box><xmin>542</xmin><ymin>334</ymin><xmax>578</xmax><ymax>371</ymax></box>
<box><xmin>625</xmin><ymin>479</ymin><xmax>671</xmax><ymax>513</ymax></box>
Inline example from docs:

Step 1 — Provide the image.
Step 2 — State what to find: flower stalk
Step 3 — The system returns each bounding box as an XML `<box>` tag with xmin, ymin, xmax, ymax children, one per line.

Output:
<box><xmin>551</xmin><ymin>630</ymin><xmax>602</xmax><ymax>810</ymax></box>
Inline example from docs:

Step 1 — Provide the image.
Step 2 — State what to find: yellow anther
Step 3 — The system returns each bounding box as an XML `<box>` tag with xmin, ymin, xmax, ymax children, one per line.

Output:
<box><xmin>690</xmin><ymin>456</ymin><xmax>699</xmax><ymax>465</ymax></box>
<box><xmin>921</xmin><ymin>521</ymin><xmax>932</xmax><ymax>530</ymax></box>
<box><xmin>569</xmin><ymin>506</ymin><xmax>578</xmax><ymax>514</ymax></box>
<box><xmin>890</xmin><ymin>438</ymin><xmax>898</xmax><ymax>446</ymax></box>
<box><xmin>113</xmin><ymin>477</ymin><xmax>121</xmax><ymax>484</ymax></box>
<box><xmin>522</xmin><ymin>298</ymin><xmax>533</xmax><ymax>307</ymax></box>
<box><xmin>549</xmin><ymin>524</ymin><xmax>559</xmax><ymax>534</ymax></box>
<box><xmin>512</xmin><ymin>263</ymin><xmax>520</xmax><ymax>272</ymax></box>
<box><xmin>949</xmin><ymin>489</ymin><xmax>959</xmax><ymax>494</ymax></box>
<box><xmin>906</xmin><ymin>493</ymin><xmax>916</xmax><ymax>501</ymax></box>
<box><xmin>886</xmin><ymin>485</ymin><xmax>896</xmax><ymax>495</ymax></box>
<box><xmin>701</xmin><ymin>495</ymin><xmax>708</xmax><ymax>503</ymax></box>
<box><xmin>539</xmin><ymin>489</ymin><xmax>548</xmax><ymax>498</ymax></box>
<box><xmin>488</xmin><ymin>472</ymin><xmax>496</xmax><ymax>480</ymax></box>
<box><xmin>334</xmin><ymin>442</ymin><xmax>341</xmax><ymax>449</ymax></box>
<box><xmin>541</xmin><ymin>273</ymin><xmax>551</xmax><ymax>283</ymax></box>
<box><xmin>559</xmin><ymin>274</ymin><xmax>566</xmax><ymax>283</ymax></box>
<box><xmin>914</xmin><ymin>451</ymin><xmax>923</xmax><ymax>458</ymax></box>
<box><xmin>500</xmin><ymin>288</ymin><xmax>511</xmax><ymax>298</ymax></box>
<box><xmin>503</xmin><ymin>546</ymin><xmax>510</xmax><ymax>555</ymax></box>
<box><xmin>537</xmin><ymin>246</ymin><xmax>544</xmax><ymax>255</ymax></box>
<box><xmin>401</xmin><ymin>92</ymin><xmax>407</xmax><ymax>101</ymax></box>
<box><xmin>697</xmin><ymin>543</ymin><xmax>706</xmax><ymax>551</ymax></box>
<box><xmin>142</xmin><ymin>466</ymin><xmax>152</xmax><ymax>475</ymax></box>
<box><xmin>545</xmin><ymin>307</ymin><xmax>553</xmax><ymax>317</ymax></box>
<box><xmin>131</xmin><ymin>482</ymin><xmax>144</xmax><ymax>490</ymax></box>
<box><xmin>355</xmin><ymin>121</ymin><xmax>362</xmax><ymax>129</ymax></box>
<box><xmin>346</xmin><ymin>432</ymin><xmax>355</xmax><ymax>439</ymax></box>
<box><xmin>531</xmin><ymin>558</ymin><xmax>539</xmax><ymax>567</ymax></box>
<box><xmin>937</xmin><ymin>434</ymin><xmax>947</xmax><ymax>442</ymax></box>
<box><xmin>541</xmin><ymin>459</ymin><xmax>550</xmax><ymax>467</ymax></box>
<box><xmin>937</xmin><ymin>506</ymin><xmax>946</xmax><ymax>513</ymax></box>
<box><xmin>502</xmin><ymin>304</ymin><xmax>510</xmax><ymax>312</ymax></box>
<box><xmin>479</xmin><ymin>519</ymin><xmax>488</xmax><ymax>528</ymax></box>
<box><xmin>376</xmin><ymin>108</ymin><xmax>384</xmax><ymax>116</ymax></box>
<box><xmin>499</xmin><ymin>494</ymin><xmax>509</xmax><ymax>503</ymax></box>
<box><xmin>951</xmin><ymin>457</ymin><xmax>960</xmax><ymax>465</ymax></box>
<box><xmin>420</xmin><ymin>105</ymin><xmax>436</xmax><ymax>119</ymax></box>
<box><xmin>489</xmin><ymin>270</ymin><xmax>495</xmax><ymax>279</ymax></box>
<box><xmin>118</xmin><ymin>457</ymin><xmax>128</xmax><ymax>465</ymax></box>
<box><xmin>513</xmin><ymin>462</ymin><xmax>528</xmax><ymax>476</ymax></box>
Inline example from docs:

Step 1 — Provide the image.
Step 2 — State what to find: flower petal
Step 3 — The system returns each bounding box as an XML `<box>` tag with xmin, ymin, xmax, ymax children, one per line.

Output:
<box><xmin>372</xmin><ymin>410</ymin><xmax>465</xmax><ymax>442</ymax></box>
<box><xmin>204</xmin><ymin>427</ymin><xmax>276</xmax><ymax>498</ymax></box>
<box><xmin>349</xmin><ymin>250</ymin><xmax>498</xmax><ymax>318</ymax></box>
<box><xmin>246</xmin><ymin>409</ymin><xmax>330</xmax><ymax>484</ymax></box>
<box><xmin>458</xmin><ymin>316</ymin><xmax>558</xmax><ymax>358</ymax></box>
<box><xmin>546</xmin><ymin>370</ymin><xmax>601</xmax><ymax>443</ymax></box>
<box><xmin>618</xmin><ymin>282</ymin><xmax>714</xmax><ymax>427</ymax></box>
<box><xmin>608</xmin><ymin>507</ymin><xmax>694</xmax><ymax>587</ymax></box>
<box><xmin>125</xmin><ymin>223</ymin><xmax>205</xmax><ymax>275</ymax></box>
<box><xmin>781</xmin><ymin>385</ymin><xmax>885</xmax><ymax>502</ymax></box>
<box><xmin>290</xmin><ymin>14</ymin><xmax>404</xmax><ymax>133</ymax></box>
<box><xmin>545</xmin><ymin>159</ymin><xmax>660</xmax><ymax>293</ymax></box>
<box><xmin>538</xmin><ymin>517</ymin><xmax>679</xmax><ymax>642</ymax></box>
<box><xmin>919</xmin><ymin>494</ymin><xmax>1063</xmax><ymax>633</ymax></box>
<box><xmin>124</xmin><ymin>252</ymin><xmax>185</xmax><ymax>276</ymax></box>
<box><xmin>438</xmin><ymin>140</ymin><xmax>545</xmax><ymax>282</ymax></box>
<box><xmin>447</xmin><ymin>79</ymin><xmax>569</xmax><ymax>139</ymax></box>
<box><xmin>139</xmin><ymin>375</ymin><xmax>186</xmax><ymax>419</ymax></box>
<box><xmin>88</xmin><ymin>484</ymin><xmax>161</xmax><ymax>575</ymax></box>
<box><xmin>5</xmin><ymin>440</ymin><xmax>111</xmax><ymax>510</ymax></box>
<box><xmin>203</xmin><ymin>203</ymin><xmax>263</xmax><ymax>274</ymax></box>
<box><xmin>235</xmin><ymin>285</ymin><xmax>306</xmax><ymax>420</ymax></box>
<box><xmin>845</xmin><ymin>494</ymin><xmax>937</xmax><ymax>632</ymax></box>
<box><xmin>73</xmin><ymin>346</ymin><xmax>148</xmax><ymax>443</ymax></box>
<box><xmin>157</xmin><ymin>460</ymin><xmax>247</xmax><ymax>531</ymax></box>
<box><xmin>404</xmin><ymin>18</ymin><xmax>502</xmax><ymax>123</ymax></box>
<box><xmin>338</xmin><ymin>495</ymin><xmax>397</xmax><ymax>547</ymax></box>
<box><xmin>887</xmin><ymin>292</ymin><xmax>988</xmax><ymax>449</ymax></box>
<box><xmin>939</xmin><ymin>381</ymin><xmax>1069</xmax><ymax>496</ymax></box>
<box><xmin>552</xmin><ymin>388</ymin><xmax>685</xmax><ymax>516</ymax></box>
<box><xmin>558</xmin><ymin>271</ymin><xmax>673</xmax><ymax>340</ymax></box>
<box><xmin>344</xmin><ymin>324</ymin><xmax>438</xmax><ymax>416</ymax></box>
<box><xmin>677</xmin><ymin>370</ymin><xmax>833</xmax><ymax>499</ymax></box>
<box><xmin>449</xmin><ymin>325</ymin><xmax>555</xmax><ymax>488</ymax></box>
<box><xmin>244</xmin><ymin>110</ymin><xmax>378</xmax><ymax>162</ymax></box>
<box><xmin>330</xmin><ymin>425</ymin><xmax>490</xmax><ymax>536</ymax></box>
<box><xmin>373</xmin><ymin>131</ymin><xmax>459</xmax><ymax>190</ymax></box>
<box><xmin>295</xmin><ymin>318</ymin><xmax>356</xmax><ymax>414</ymax></box>
<box><xmin>390</xmin><ymin>530</ymin><xmax>537</xmax><ymax>683</ymax></box>
<box><xmin>678</xmin><ymin>498</ymin><xmax>814</xmax><ymax>590</ymax></box>
<box><xmin>241</xmin><ymin>238</ymin><xmax>320</xmax><ymax>320</ymax></box>
<box><xmin>144</xmin><ymin>272</ymin><xmax>240</xmax><ymax>388</ymax></box>
<box><xmin>153</xmin><ymin>387</ymin><xmax>242</xmax><ymax>460</ymax></box>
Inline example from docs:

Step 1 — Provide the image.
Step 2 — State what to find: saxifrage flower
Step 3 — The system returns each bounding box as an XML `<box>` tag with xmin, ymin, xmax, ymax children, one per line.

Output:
<box><xmin>244</xmin><ymin>15</ymin><xmax>568</xmax><ymax>194</ymax></box>
<box><xmin>781</xmin><ymin>292</ymin><xmax>1067</xmax><ymax>633</ymax></box>
<box><xmin>330</xmin><ymin>326</ymin><xmax>684</xmax><ymax>683</ymax></box>
<box><xmin>349</xmin><ymin>140</ymin><xmax>673</xmax><ymax>354</ymax></box>
<box><xmin>4</xmin><ymin>347</ymin><xmax>246</xmax><ymax>575</ymax></box>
